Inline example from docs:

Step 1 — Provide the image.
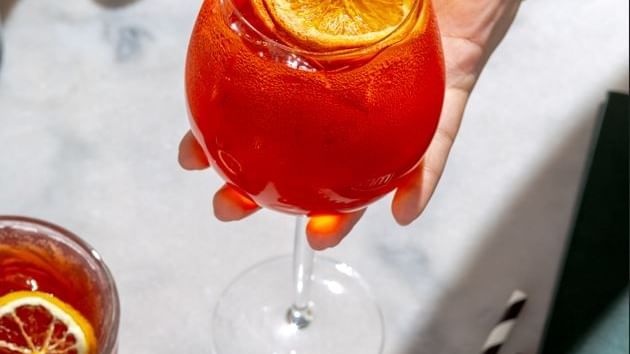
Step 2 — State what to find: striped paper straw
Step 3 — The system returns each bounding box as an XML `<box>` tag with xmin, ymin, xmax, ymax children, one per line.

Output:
<box><xmin>482</xmin><ymin>290</ymin><xmax>528</xmax><ymax>354</ymax></box>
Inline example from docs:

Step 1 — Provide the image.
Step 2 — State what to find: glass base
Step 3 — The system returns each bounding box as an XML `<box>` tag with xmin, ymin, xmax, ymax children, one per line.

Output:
<box><xmin>212</xmin><ymin>255</ymin><xmax>384</xmax><ymax>354</ymax></box>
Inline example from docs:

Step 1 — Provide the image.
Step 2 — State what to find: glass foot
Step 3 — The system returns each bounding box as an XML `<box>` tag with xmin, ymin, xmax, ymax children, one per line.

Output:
<box><xmin>212</xmin><ymin>255</ymin><xmax>384</xmax><ymax>354</ymax></box>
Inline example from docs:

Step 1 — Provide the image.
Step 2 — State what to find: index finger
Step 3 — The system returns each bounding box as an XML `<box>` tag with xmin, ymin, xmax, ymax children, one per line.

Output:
<box><xmin>306</xmin><ymin>209</ymin><xmax>366</xmax><ymax>250</ymax></box>
<box><xmin>178</xmin><ymin>130</ymin><xmax>210</xmax><ymax>170</ymax></box>
<box><xmin>392</xmin><ymin>87</ymin><xmax>470</xmax><ymax>225</ymax></box>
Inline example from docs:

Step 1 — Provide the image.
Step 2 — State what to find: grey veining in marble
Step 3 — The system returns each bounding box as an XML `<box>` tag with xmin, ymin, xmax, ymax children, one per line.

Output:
<box><xmin>0</xmin><ymin>0</ymin><xmax>628</xmax><ymax>353</ymax></box>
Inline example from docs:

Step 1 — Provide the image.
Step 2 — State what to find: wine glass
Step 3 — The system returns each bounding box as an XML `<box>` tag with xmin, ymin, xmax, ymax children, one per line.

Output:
<box><xmin>185</xmin><ymin>0</ymin><xmax>444</xmax><ymax>352</ymax></box>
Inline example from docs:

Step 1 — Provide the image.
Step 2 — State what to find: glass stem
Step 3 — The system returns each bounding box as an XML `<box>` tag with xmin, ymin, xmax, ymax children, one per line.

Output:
<box><xmin>286</xmin><ymin>215</ymin><xmax>314</xmax><ymax>329</ymax></box>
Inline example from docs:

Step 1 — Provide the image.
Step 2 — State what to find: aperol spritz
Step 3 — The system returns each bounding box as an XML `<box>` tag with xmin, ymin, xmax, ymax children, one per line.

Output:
<box><xmin>185</xmin><ymin>0</ymin><xmax>444</xmax><ymax>352</ymax></box>
<box><xmin>186</xmin><ymin>0</ymin><xmax>444</xmax><ymax>215</ymax></box>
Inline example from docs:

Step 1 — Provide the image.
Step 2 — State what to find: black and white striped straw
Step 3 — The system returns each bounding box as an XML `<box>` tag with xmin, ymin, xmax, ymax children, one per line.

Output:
<box><xmin>481</xmin><ymin>289</ymin><xmax>528</xmax><ymax>354</ymax></box>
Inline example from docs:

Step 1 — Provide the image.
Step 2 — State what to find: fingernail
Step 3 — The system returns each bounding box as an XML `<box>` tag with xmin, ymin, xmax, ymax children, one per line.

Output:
<box><xmin>306</xmin><ymin>236</ymin><xmax>324</xmax><ymax>250</ymax></box>
<box><xmin>394</xmin><ymin>197</ymin><xmax>422</xmax><ymax>226</ymax></box>
<box><xmin>213</xmin><ymin>208</ymin><xmax>241</xmax><ymax>222</ymax></box>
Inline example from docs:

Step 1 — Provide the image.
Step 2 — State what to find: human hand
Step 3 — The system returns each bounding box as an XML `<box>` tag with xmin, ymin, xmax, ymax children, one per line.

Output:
<box><xmin>179</xmin><ymin>0</ymin><xmax>522</xmax><ymax>250</ymax></box>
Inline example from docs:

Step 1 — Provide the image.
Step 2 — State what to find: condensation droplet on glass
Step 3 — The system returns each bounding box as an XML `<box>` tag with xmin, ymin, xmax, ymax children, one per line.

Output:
<box><xmin>229</xmin><ymin>21</ymin><xmax>242</xmax><ymax>34</ymax></box>
<box><xmin>285</xmin><ymin>54</ymin><xmax>316</xmax><ymax>72</ymax></box>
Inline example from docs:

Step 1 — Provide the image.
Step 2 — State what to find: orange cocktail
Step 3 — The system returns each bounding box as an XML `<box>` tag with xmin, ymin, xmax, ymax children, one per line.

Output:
<box><xmin>0</xmin><ymin>216</ymin><xmax>119</xmax><ymax>354</ymax></box>
<box><xmin>186</xmin><ymin>0</ymin><xmax>444</xmax><ymax>214</ymax></box>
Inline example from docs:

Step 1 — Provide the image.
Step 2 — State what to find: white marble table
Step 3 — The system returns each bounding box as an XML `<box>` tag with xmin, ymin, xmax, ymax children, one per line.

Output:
<box><xmin>0</xmin><ymin>0</ymin><xmax>627</xmax><ymax>353</ymax></box>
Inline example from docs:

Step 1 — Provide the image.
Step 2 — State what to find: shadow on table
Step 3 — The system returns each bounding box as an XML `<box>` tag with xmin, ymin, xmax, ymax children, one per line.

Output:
<box><xmin>399</xmin><ymin>72</ymin><xmax>629</xmax><ymax>354</ymax></box>
<box><xmin>93</xmin><ymin>0</ymin><xmax>142</xmax><ymax>9</ymax></box>
<box><xmin>0</xmin><ymin>0</ymin><xmax>19</xmax><ymax>23</ymax></box>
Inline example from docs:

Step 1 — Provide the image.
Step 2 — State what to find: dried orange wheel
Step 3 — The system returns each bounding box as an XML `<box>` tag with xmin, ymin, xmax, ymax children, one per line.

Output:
<box><xmin>257</xmin><ymin>0</ymin><xmax>413</xmax><ymax>50</ymax></box>
<box><xmin>0</xmin><ymin>291</ymin><xmax>96</xmax><ymax>354</ymax></box>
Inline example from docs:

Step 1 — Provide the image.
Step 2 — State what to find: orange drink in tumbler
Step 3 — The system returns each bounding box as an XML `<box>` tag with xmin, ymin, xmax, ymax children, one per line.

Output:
<box><xmin>0</xmin><ymin>217</ymin><xmax>120</xmax><ymax>354</ymax></box>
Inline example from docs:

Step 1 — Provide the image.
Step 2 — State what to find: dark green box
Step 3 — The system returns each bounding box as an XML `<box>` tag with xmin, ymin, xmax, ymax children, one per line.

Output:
<box><xmin>539</xmin><ymin>92</ymin><xmax>629</xmax><ymax>354</ymax></box>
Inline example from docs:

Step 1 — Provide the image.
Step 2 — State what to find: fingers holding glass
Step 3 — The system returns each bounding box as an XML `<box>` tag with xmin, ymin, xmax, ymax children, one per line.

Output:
<box><xmin>178</xmin><ymin>130</ymin><xmax>210</xmax><ymax>170</ymax></box>
<box><xmin>178</xmin><ymin>134</ymin><xmax>259</xmax><ymax>220</ymax></box>
<box><xmin>392</xmin><ymin>87</ymin><xmax>469</xmax><ymax>225</ymax></box>
<box><xmin>211</xmin><ymin>184</ymin><xmax>365</xmax><ymax>250</ymax></box>
<box><xmin>213</xmin><ymin>184</ymin><xmax>261</xmax><ymax>221</ymax></box>
<box><xmin>306</xmin><ymin>209</ymin><xmax>366</xmax><ymax>250</ymax></box>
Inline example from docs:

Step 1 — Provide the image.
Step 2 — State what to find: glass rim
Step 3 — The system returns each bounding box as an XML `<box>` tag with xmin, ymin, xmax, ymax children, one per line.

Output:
<box><xmin>0</xmin><ymin>215</ymin><xmax>120</xmax><ymax>354</ymax></box>
<box><xmin>219</xmin><ymin>0</ymin><xmax>424</xmax><ymax>58</ymax></box>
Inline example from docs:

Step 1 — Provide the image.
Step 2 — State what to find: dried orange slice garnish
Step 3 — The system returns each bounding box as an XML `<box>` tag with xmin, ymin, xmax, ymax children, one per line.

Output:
<box><xmin>0</xmin><ymin>291</ymin><xmax>96</xmax><ymax>354</ymax></box>
<box><xmin>258</xmin><ymin>0</ymin><xmax>413</xmax><ymax>50</ymax></box>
